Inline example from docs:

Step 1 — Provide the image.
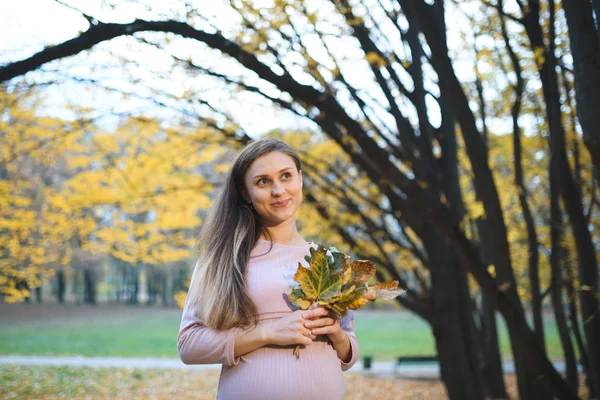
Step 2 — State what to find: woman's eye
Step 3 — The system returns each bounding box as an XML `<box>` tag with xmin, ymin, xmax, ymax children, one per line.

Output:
<box><xmin>282</xmin><ymin>172</ymin><xmax>292</xmax><ymax>179</ymax></box>
<box><xmin>257</xmin><ymin>178</ymin><xmax>268</xmax><ymax>185</ymax></box>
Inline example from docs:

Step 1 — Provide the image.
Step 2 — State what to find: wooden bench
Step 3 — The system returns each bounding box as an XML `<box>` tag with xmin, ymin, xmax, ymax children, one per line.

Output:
<box><xmin>393</xmin><ymin>356</ymin><xmax>438</xmax><ymax>376</ymax></box>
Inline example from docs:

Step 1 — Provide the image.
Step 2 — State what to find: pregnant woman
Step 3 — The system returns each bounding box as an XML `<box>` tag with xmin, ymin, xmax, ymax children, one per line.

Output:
<box><xmin>178</xmin><ymin>138</ymin><xmax>358</xmax><ymax>399</ymax></box>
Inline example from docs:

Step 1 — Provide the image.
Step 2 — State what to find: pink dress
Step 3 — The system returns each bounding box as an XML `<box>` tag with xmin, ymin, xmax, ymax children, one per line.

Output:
<box><xmin>177</xmin><ymin>239</ymin><xmax>359</xmax><ymax>400</ymax></box>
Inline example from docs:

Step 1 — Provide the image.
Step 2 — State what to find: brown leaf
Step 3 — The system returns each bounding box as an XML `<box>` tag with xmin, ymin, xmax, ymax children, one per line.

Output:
<box><xmin>349</xmin><ymin>260</ymin><xmax>376</xmax><ymax>283</ymax></box>
<box><xmin>365</xmin><ymin>281</ymin><xmax>405</xmax><ymax>301</ymax></box>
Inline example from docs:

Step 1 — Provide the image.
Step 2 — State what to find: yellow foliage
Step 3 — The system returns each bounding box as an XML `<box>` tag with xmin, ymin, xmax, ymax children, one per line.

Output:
<box><xmin>470</xmin><ymin>201</ymin><xmax>487</xmax><ymax>219</ymax></box>
<box><xmin>365</xmin><ymin>52</ymin><xmax>387</xmax><ymax>68</ymax></box>
<box><xmin>0</xmin><ymin>89</ymin><xmax>230</xmax><ymax>301</ymax></box>
<box><xmin>533</xmin><ymin>46</ymin><xmax>546</xmax><ymax>67</ymax></box>
<box><xmin>174</xmin><ymin>290</ymin><xmax>188</xmax><ymax>309</ymax></box>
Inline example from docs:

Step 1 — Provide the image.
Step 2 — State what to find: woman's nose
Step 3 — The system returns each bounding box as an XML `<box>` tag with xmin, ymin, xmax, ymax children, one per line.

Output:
<box><xmin>272</xmin><ymin>182</ymin><xmax>284</xmax><ymax>196</ymax></box>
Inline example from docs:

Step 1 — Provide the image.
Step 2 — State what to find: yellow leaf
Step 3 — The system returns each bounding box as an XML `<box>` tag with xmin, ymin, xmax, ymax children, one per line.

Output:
<box><xmin>471</xmin><ymin>201</ymin><xmax>486</xmax><ymax>219</ymax></box>
<box><xmin>347</xmin><ymin>296</ymin><xmax>370</xmax><ymax>310</ymax></box>
<box><xmin>533</xmin><ymin>46</ymin><xmax>546</xmax><ymax>67</ymax></box>
<box><xmin>293</xmin><ymin>249</ymin><xmax>342</xmax><ymax>301</ymax></box>
<box><xmin>365</xmin><ymin>52</ymin><xmax>387</xmax><ymax>68</ymax></box>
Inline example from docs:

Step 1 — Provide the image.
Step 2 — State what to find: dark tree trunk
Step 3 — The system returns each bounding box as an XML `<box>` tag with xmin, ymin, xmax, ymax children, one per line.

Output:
<box><xmin>521</xmin><ymin>3</ymin><xmax>600</xmax><ymax>395</ymax></box>
<box><xmin>128</xmin><ymin>266</ymin><xmax>139</xmax><ymax>304</ymax></box>
<box><xmin>35</xmin><ymin>286</ymin><xmax>42</xmax><ymax>303</ymax></box>
<box><xmin>455</xmin><ymin>252</ymin><xmax>493</xmax><ymax>397</ymax></box>
<box><xmin>500</xmin><ymin>7</ymin><xmax>545</xmax><ymax>351</ymax></box>
<box><xmin>476</xmin><ymin>221</ymin><xmax>508</xmax><ymax>398</ymax></box>
<box><xmin>17</xmin><ymin>279</ymin><xmax>31</xmax><ymax>303</ymax></box>
<box><xmin>435</xmin><ymin>12</ymin><xmax>505</xmax><ymax>396</ymax></box>
<box><xmin>550</xmin><ymin>154</ymin><xmax>578</xmax><ymax>393</ymax></box>
<box><xmin>552</xmin><ymin>245</ymin><xmax>579</xmax><ymax>392</ymax></box>
<box><xmin>425</xmin><ymin>225</ymin><xmax>485</xmax><ymax>400</ymax></box>
<box><xmin>566</xmin><ymin>260</ymin><xmax>594</xmax><ymax>394</ymax></box>
<box><xmin>57</xmin><ymin>270</ymin><xmax>65</xmax><ymax>304</ymax></box>
<box><xmin>480</xmin><ymin>293</ymin><xmax>506</xmax><ymax>397</ymax></box>
<box><xmin>119</xmin><ymin>262</ymin><xmax>127</xmax><ymax>303</ymax></box>
<box><xmin>406</xmin><ymin>1</ymin><xmax>546</xmax><ymax>395</ymax></box>
<box><xmin>161</xmin><ymin>271</ymin><xmax>168</xmax><ymax>307</ymax></box>
<box><xmin>562</xmin><ymin>0</ymin><xmax>600</xmax><ymax>180</ymax></box>
<box><xmin>83</xmin><ymin>268</ymin><xmax>96</xmax><ymax>305</ymax></box>
<box><xmin>145</xmin><ymin>266</ymin><xmax>155</xmax><ymax>305</ymax></box>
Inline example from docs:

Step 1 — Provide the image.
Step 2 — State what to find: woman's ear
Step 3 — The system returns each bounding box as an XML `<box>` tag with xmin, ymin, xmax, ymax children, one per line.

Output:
<box><xmin>299</xmin><ymin>170</ymin><xmax>303</xmax><ymax>189</ymax></box>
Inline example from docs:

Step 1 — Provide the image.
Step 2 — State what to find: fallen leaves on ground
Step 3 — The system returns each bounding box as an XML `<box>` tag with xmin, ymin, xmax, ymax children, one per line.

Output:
<box><xmin>1</xmin><ymin>365</ymin><xmax>591</xmax><ymax>399</ymax></box>
<box><xmin>0</xmin><ymin>365</ymin><xmax>444</xmax><ymax>399</ymax></box>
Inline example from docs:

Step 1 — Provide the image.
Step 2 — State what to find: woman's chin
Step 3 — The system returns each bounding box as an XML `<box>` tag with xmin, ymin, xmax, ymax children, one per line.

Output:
<box><xmin>261</xmin><ymin>210</ymin><xmax>297</xmax><ymax>225</ymax></box>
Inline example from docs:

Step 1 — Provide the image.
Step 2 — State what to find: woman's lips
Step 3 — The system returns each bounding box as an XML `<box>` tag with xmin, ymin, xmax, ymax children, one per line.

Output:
<box><xmin>271</xmin><ymin>199</ymin><xmax>291</xmax><ymax>207</ymax></box>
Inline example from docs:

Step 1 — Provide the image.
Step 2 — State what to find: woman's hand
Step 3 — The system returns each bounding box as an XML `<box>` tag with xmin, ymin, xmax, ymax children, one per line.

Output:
<box><xmin>262</xmin><ymin>310</ymin><xmax>316</xmax><ymax>346</ymax></box>
<box><xmin>301</xmin><ymin>307</ymin><xmax>346</xmax><ymax>345</ymax></box>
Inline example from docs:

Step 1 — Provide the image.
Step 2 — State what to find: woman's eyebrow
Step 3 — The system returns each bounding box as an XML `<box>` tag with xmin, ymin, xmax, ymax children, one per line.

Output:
<box><xmin>252</xmin><ymin>167</ymin><xmax>293</xmax><ymax>179</ymax></box>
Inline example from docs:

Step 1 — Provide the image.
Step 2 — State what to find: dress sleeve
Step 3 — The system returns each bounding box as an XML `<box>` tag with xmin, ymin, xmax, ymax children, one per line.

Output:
<box><xmin>176</xmin><ymin>264</ymin><xmax>243</xmax><ymax>367</ymax></box>
<box><xmin>339</xmin><ymin>310</ymin><xmax>359</xmax><ymax>371</ymax></box>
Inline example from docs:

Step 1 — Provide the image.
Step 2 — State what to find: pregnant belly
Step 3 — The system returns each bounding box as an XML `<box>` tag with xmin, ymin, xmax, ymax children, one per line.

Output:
<box><xmin>216</xmin><ymin>339</ymin><xmax>345</xmax><ymax>400</ymax></box>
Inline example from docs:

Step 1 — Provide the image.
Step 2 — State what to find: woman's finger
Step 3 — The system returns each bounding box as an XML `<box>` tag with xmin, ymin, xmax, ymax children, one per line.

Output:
<box><xmin>311</xmin><ymin>325</ymin><xmax>337</xmax><ymax>335</ymax></box>
<box><xmin>304</xmin><ymin>317</ymin><xmax>334</xmax><ymax>329</ymax></box>
<box><xmin>302</xmin><ymin>307</ymin><xmax>328</xmax><ymax>319</ymax></box>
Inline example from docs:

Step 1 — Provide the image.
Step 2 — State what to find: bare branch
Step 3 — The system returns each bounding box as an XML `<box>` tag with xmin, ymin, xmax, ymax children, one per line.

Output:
<box><xmin>54</xmin><ymin>0</ymin><xmax>97</xmax><ymax>25</ymax></box>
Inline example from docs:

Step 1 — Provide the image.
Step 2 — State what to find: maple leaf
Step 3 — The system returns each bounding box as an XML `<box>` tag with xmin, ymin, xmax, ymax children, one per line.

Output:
<box><xmin>347</xmin><ymin>260</ymin><xmax>376</xmax><ymax>284</ymax></box>
<box><xmin>294</xmin><ymin>248</ymin><xmax>343</xmax><ymax>301</ymax></box>
<box><xmin>284</xmin><ymin>244</ymin><xmax>405</xmax><ymax>358</ymax></box>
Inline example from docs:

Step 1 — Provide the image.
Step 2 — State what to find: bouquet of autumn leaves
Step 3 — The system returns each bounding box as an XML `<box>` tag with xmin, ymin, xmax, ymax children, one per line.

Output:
<box><xmin>285</xmin><ymin>245</ymin><xmax>406</xmax><ymax>358</ymax></box>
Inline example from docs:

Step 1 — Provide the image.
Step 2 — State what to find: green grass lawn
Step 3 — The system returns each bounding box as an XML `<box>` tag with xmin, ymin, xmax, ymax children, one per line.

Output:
<box><xmin>0</xmin><ymin>303</ymin><xmax>563</xmax><ymax>361</ymax></box>
<box><xmin>355</xmin><ymin>311</ymin><xmax>563</xmax><ymax>361</ymax></box>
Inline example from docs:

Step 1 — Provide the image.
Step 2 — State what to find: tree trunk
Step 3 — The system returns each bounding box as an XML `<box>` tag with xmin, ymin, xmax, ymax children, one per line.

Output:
<box><xmin>456</xmin><ymin>252</ymin><xmax>494</xmax><ymax>397</ymax></box>
<box><xmin>161</xmin><ymin>271</ymin><xmax>168</xmax><ymax>307</ymax></box>
<box><xmin>83</xmin><ymin>268</ymin><xmax>96</xmax><ymax>305</ymax></box>
<box><xmin>407</xmin><ymin>2</ymin><xmax>543</xmax><ymax>395</ymax></box>
<box><xmin>550</xmin><ymin>161</ymin><xmax>578</xmax><ymax>391</ymax></box>
<box><xmin>480</xmin><ymin>293</ymin><xmax>506</xmax><ymax>397</ymax></box>
<box><xmin>566</xmin><ymin>260</ymin><xmax>594</xmax><ymax>395</ymax></box>
<box><xmin>437</xmin><ymin>38</ymin><xmax>505</xmax><ymax>397</ymax></box>
<box><xmin>119</xmin><ymin>262</ymin><xmax>127</xmax><ymax>303</ymax></box>
<box><xmin>475</xmin><ymin>216</ymin><xmax>508</xmax><ymax>398</ymax></box>
<box><xmin>502</xmin><ymin>9</ymin><xmax>544</xmax><ymax>349</ymax></box>
<box><xmin>562</xmin><ymin>0</ymin><xmax>600</xmax><ymax>180</ymax></box>
<box><xmin>145</xmin><ymin>265</ymin><xmax>154</xmax><ymax>305</ymax></box>
<box><xmin>425</xmin><ymin>225</ymin><xmax>485</xmax><ymax>400</ymax></box>
<box><xmin>521</xmin><ymin>5</ymin><xmax>600</xmax><ymax>395</ymax></box>
<box><xmin>128</xmin><ymin>265</ymin><xmax>139</xmax><ymax>304</ymax></box>
<box><xmin>57</xmin><ymin>270</ymin><xmax>65</xmax><ymax>304</ymax></box>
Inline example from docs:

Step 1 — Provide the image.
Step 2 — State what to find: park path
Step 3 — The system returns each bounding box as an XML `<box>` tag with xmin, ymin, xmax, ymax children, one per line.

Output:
<box><xmin>0</xmin><ymin>355</ymin><xmax>425</xmax><ymax>377</ymax></box>
<box><xmin>0</xmin><ymin>355</ymin><xmax>571</xmax><ymax>379</ymax></box>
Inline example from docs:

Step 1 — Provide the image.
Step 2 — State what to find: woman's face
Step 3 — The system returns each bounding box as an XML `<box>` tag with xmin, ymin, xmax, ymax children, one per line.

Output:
<box><xmin>243</xmin><ymin>151</ymin><xmax>303</xmax><ymax>227</ymax></box>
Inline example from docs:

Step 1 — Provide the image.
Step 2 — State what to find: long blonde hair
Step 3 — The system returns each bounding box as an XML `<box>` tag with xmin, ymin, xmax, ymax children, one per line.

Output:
<box><xmin>187</xmin><ymin>138</ymin><xmax>302</xmax><ymax>330</ymax></box>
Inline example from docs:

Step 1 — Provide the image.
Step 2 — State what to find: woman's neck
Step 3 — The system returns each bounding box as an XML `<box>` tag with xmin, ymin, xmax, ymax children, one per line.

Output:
<box><xmin>260</xmin><ymin>224</ymin><xmax>306</xmax><ymax>246</ymax></box>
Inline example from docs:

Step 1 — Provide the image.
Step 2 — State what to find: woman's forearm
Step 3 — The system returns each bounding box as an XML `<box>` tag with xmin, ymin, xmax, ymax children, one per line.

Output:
<box><xmin>330</xmin><ymin>332</ymin><xmax>352</xmax><ymax>363</ymax></box>
<box><xmin>233</xmin><ymin>324</ymin><xmax>271</xmax><ymax>358</ymax></box>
